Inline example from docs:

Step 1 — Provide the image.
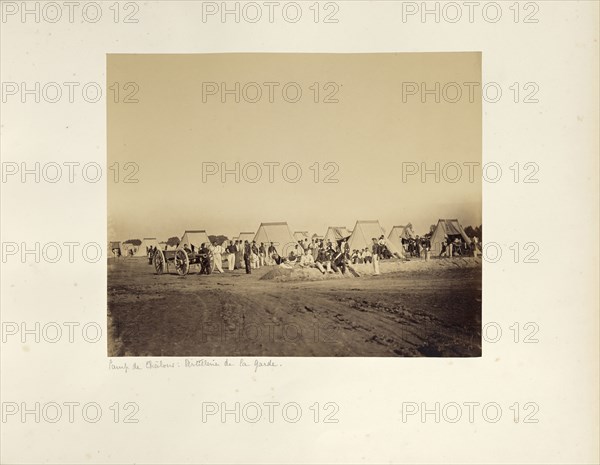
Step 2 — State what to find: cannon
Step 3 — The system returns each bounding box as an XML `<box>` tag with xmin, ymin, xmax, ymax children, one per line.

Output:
<box><xmin>152</xmin><ymin>248</ymin><xmax>209</xmax><ymax>276</ymax></box>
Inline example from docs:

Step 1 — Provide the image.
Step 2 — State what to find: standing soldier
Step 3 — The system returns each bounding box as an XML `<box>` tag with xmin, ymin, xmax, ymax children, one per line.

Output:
<box><xmin>227</xmin><ymin>240</ymin><xmax>236</xmax><ymax>271</ymax></box>
<box><xmin>251</xmin><ymin>241</ymin><xmax>260</xmax><ymax>269</ymax></box>
<box><xmin>259</xmin><ymin>242</ymin><xmax>266</xmax><ymax>267</ymax></box>
<box><xmin>371</xmin><ymin>237</ymin><xmax>380</xmax><ymax>275</ymax></box>
<box><xmin>236</xmin><ymin>240</ymin><xmax>244</xmax><ymax>269</ymax></box>
<box><xmin>212</xmin><ymin>241</ymin><xmax>224</xmax><ymax>273</ymax></box>
<box><xmin>268</xmin><ymin>242</ymin><xmax>277</xmax><ymax>265</ymax></box>
<box><xmin>243</xmin><ymin>240</ymin><xmax>252</xmax><ymax>274</ymax></box>
<box><xmin>199</xmin><ymin>243</ymin><xmax>211</xmax><ymax>275</ymax></box>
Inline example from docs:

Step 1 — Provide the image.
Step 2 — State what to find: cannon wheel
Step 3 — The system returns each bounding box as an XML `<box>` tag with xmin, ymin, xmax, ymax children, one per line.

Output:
<box><xmin>174</xmin><ymin>249</ymin><xmax>190</xmax><ymax>276</ymax></box>
<box><xmin>154</xmin><ymin>249</ymin><xmax>165</xmax><ymax>275</ymax></box>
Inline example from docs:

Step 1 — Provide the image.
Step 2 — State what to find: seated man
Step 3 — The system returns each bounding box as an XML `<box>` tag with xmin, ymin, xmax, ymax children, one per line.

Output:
<box><xmin>453</xmin><ymin>238</ymin><xmax>463</xmax><ymax>256</ymax></box>
<box><xmin>300</xmin><ymin>249</ymin><xmax>315</xmax><ymax>267</ymax></box>
<box><xmin>314</xmin><ymin>246</ymin><xmax>328</xmax><ymax>274</ymax></box>
<box><xmin>323</xmin><ymin>245</ymin><xmax>335</xmax><ymax>273</ymax></box>
<box><xmin>440</xmin><ymin>240</ymin><xmax>449</xmax><ymax>257</ymax></box>
<box><xmin>363</xmin><ymin>247</ymin><xmax>372</xmax><ymax>263</ymax></box>
<box><xmin>289</xmin><ymin>244</ymin><xmax>303</xmax><ymax>263</ymax></box>
<box><xmin>331</xmin><ymin>249</ymin><xmax>347</xmax><ymax>274</ymax></box>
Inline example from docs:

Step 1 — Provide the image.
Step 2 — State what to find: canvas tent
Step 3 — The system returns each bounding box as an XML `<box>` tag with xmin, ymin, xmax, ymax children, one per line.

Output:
<box><xmin>294</xmin><ymin>231</ymin><xmax>310</xmax><ymax>242</ymax></box>
<box><xmin>108</xmin><ymin>241</ymin><xmax>122</xmax><ymax>257</ymax></box>
<box><xmin>323</xmin><ymin>226</ymin><xmax>351</xmax><ymax>245</ymax></box>
<box><xmin>347</xmin><ymin>220</ymin><xmax>404</xmax><ymax>257</ymax></box>
<box><xmin>253</xmin><ymin>222</ymin><xmax>296</xmax><ymax>257</ymax></box>
<box><xmin>177</xmin><ymin>230</ymin><xmax>211</xmax><ymax>252</ymax></box>
<box><xmin>387</xmin><ymin>225</ymin><xmax>415</xmax><ymax>252</ymax></box>
<box><xmin>133</xmin><ymin>238</ymin><xmax>161</xmax><ymax>257</ymax></box>
<box><xmin>237</xmin><ymin>232</ymin><xmax>256</xmax><ymax>244</ymax></box>
<box><xmin>429</xmin><ymin>219</ymin><xmax>472</xmax><ymax>255</ymax></box>
<box><xmin>121</xmin><ymin>242</ymin><xmax>137</xmax><ymax>256</ymax></box>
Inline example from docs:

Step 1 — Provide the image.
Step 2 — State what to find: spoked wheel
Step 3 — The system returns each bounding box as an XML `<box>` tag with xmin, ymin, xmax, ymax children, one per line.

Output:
<box><xmin>174</xmin><ymin>249</ymin><xmax>190</xmax><ymax>276</ymax></box>
<box><xmin>154</xmin><ymin>249</ymin><xmax>165</xmax><ymax>274</ymax></box>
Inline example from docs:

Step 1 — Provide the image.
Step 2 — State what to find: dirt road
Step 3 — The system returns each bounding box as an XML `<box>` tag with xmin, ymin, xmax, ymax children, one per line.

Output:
<box><xmin>108</xmin><ymin>258</ymin><xmax>481</xmax><ymax>357</ymax></box>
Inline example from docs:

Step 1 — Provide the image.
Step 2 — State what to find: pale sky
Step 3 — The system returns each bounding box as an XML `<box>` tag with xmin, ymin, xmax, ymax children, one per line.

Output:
<box><xmin>108</xmin><ymin>53</ymin><xmax>481</xmax><ymax>241</ymax></box>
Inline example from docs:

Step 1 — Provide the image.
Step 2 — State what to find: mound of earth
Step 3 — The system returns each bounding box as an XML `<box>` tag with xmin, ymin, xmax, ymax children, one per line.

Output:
<box><xmin>259</xmin><ymin>257</ymin><xmax>482</xmax><ymax>282</ymax></box>
<box><xmin>260</xmin><ymin>266</ymin><xmax>350</xmax><ymax>282</ymax></box>
<box><xmin>356</xmin><ymin>257</ymin><xmax>482</xmax><ymax>275</ymax></box>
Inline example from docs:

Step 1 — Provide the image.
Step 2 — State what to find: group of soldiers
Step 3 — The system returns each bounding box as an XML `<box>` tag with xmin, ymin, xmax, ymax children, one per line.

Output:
<box><xmin>439</xmin><ymin>236</ymin><xmax>480</xmax><ymax>257</ymax></box>
<box><xmin>145</xmin><ymin>232</ymin><xmax>480</xmax><ymax>277</ymax></box>
<box><xmin>403</xmin><ymin>237</ymin><xmax>431</xmax><ymax>258</ymax></box>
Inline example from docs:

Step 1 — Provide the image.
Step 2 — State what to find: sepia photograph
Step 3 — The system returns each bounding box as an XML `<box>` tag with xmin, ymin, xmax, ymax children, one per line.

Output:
<box><xmin>107</xmin><ymin>53</ymin><xmax>482</xmax><ymax>357</ymax></box>
<box><xmin>3</xmin><ymin>1</ymin><xmax>599</xmax><ymax>463</ymax></box>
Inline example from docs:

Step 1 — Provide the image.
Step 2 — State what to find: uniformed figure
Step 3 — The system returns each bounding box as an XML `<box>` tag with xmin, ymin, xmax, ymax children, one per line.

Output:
<box><xmin>212</xmin><ymin>241</ymin><xmax>224</xmax><ymax>273</ymax></box>
<box><xmin>268</xmin><ymin>242</ymin><xmax>279</xmax><ymax>265</ymax></box>
<box><xmin>235</xmin><ymin>240</ymin><xmax>244</xmax><ymax>269</ymax></box>
<box><xmin>331</xmin><ymin>249</ymin><xmax>346</xmax><ymax>274</ymax></box>
<box><xmin>227</xmin><ymin>241</ymin><xmax>237</xmax><ymax>271</ymax></box>
<box><xmin>371</xmin><ymin>237</ymin><xmax>380</xmax><ymax>275</ymax></box>
<box><xmin>199</xmin><ymin>243</ymin><xmax>211</xmax><ymax>275</ymax></box>
<box><xmin>243</xmin><ymin>240</ymin><xmax>252</xmax><ymax>274</ymax></box>
<box><xmin>258</xmin><ymin>242</ymin><xmax>266</xmax><ymax>267</ymax></box>
<box><xmin>251</xmin><ymin>241</ymin><xmax>260</xmax><ymax>269</ymax></box>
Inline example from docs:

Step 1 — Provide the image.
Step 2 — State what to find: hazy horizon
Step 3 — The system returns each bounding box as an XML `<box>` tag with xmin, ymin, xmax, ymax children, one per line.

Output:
<box><xmin>108</xmin><ymin>53</ymin><xmax>481</xmax><ymax>242</ymax></box>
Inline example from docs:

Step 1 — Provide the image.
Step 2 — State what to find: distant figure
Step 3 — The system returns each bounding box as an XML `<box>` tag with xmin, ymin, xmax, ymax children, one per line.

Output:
<box><xmin>227</xmin><ymin>241</ymin><xmax>237</xmax><ymax>271</ymax></box>
<box><xmin>290</xmin><ymin>244</ymin><xmax>303</xmax><ymax>262</ymax></box>
<box><xmin>243</xmin><ymin>240</ymin><xmax>252</xmax><ymax>274</ymax></box>
<box><xmin>268</xmin><ymin>242</ymin><xmax>279</xmax><ymax>265</ymax></box>
<box><xmin>331</xmin><ymin>249</ymin><xmax>346</xmax><ymax>274</ymax></box>
<box><xmin>371</xmin><ymin>237</ymin><xmax>380</xmax><ymax>275</ymax></box>
<box><xmin>236</xmin><ymin>240</ymin><xmax>244</xmax><ymax>269</ymax></box>
<box><xmin>472</xmin><ymin>236</ymin><xmax>481</xmax><ymax>257</ymax></box>
<box><xmin>324</xmin><ymin>244</ymin><xmax>335</xmax><ymax>273</ymax></box>
<box><xmin>439</xmin><ymin>239</ymin><xmax>448</xmax><ymax>257</ymax></box>
<box><xmin>311</xmin><ymin>239</ymin><xmax>319</xmax><ymax>261</ymax></box>
<box><xmin>314</xmin><ymin>245</ymin><xmax>327</xmax><ymax>274</ymax></box>
<box><xmin>300</xmin><ymin>249</ymin><xmax>315</xmax><ymax>267</ymax></box>
<box><xmin>199</xmin><ymin>243</ymin><xmax>211</xmax><ymax>275</ymax></box>
<box><xmin>453</xmin><ymin>237</ymin><xmax>462</xmax><ymax>256</ymax></box>
<box><xmin>363</xmin><ymin>247</ymin><xmax>372</xmax><ymax>264</ymax></box>
<box><xmin>258</xmin><ymin>242</ymin><xmax>266</xmax><ymax>267</ymax></box>
<box><xmin>340</xmin><ymin>239</ymin><xmax>350</xmax><ymax>259</ymax></box>
<box><xmin>212</xmin><ymin>241</ymin><xmax>224</xmax><ymax>273</ymax></box>
<box><xmin>251</xmin><ymin>241</ymin><xmax>260</xmax><ymax>269</ymax></box>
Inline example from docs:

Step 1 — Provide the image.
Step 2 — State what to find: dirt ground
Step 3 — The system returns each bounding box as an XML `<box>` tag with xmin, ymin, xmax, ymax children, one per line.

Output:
<box><xmin>107</xmin><ymin>257</ymin><xmax>481</xmax><ymax>357</ymax></box>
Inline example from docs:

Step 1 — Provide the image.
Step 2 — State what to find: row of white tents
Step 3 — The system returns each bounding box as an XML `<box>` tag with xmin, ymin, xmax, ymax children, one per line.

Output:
<box><xmin>109</xmin><ymin>219</ymin><xmax>472</xmax><ymax>258</ymax></box>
